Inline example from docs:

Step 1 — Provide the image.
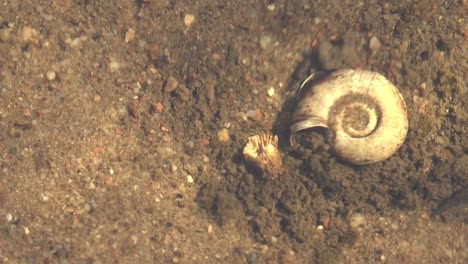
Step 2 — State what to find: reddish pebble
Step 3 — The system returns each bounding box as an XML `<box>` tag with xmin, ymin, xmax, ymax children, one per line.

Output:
<box><xmin>154</xmin><ymin>102</ymin><xmax>164</xmax><ymax>113</ymax></box>
<box><xmin>198</xmin><ymin>138</ymin><xmax>210</xmax><ymax>146</ymax></box>
<box><xmin>92</xmin><ymin>147</ymin><xmax>101</xmax><ymax>154</ymax></box>
<box><xmin>212</xmin><ymin>53</ymin><xmax>221</xmax><ymax>61</ymax></box>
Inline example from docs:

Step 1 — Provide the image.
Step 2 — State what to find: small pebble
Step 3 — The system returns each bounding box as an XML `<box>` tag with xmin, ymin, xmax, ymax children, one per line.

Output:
<box><xmin>434</xmin><ymin>135</ymin><xmax>446</xmax><ymax>145</ymax></box>
<box><xmin>41</xmin><ymin>193</ymin><xmax>49</xmax><ymax>202</ymax></box>
<box><xmin>247</xmin><ymin>252</ymin><xmax>258</xmax><ymax>264</ymax></box>
<box><xmin>94</xmin><ymin>94</ymin><xmax>102</xmax><ymax>103</ymax></box>
<box><xmin>267</xmin><ymin>4</ymin><xmax>275</xmax><ymax>11</ymax></box>
<box><xmin>46</xmin><ymin>71</ymin><xmax>56</xmax><ymax>81</ymax></box>
<box><xmin>154</xmin><ymin>102</ymin><xmax>164</xmax><ymax>113</ymax></box>
<box><xmin>67</xmin><ymin>37</ymin><xmax>82</xmax><ymax>47</ymax></box>
<box><xmin>19</xmin><ymin>26</ymin><xmax>38</xmax><ymax>43</ymax></box>
<box><xmin>124</xmin><ymin>28</ymin><xmax>135</xmax><ymax>43</ymax></box>
<box><xmin>109</xmin><ymin>60</ymin><xmax>121</xmax><ymax>72</ymax></box>
<box><xmin>23</xmin><ymin>52</ymin><xmax>31</xmax><ymax>59</ymax></box>
<box><xmin>5</xmin><ymin>213</ymin><xmax>12</xmax><ymax>222</ymax></box>
<box><xmin>24</xmin><ymin>227</ymin><xmax>30</xmax><ymax>235</ymax></box>
<box><xmin>164</xmin><ymin>77</ymin><xmax>178</xmax><ymax>93</ymax></box>
<box><xmin>349</xmin><ymin>213</ymin><xmax>367</xmax><ymax>232</ymax></box>
<box><xmin>246</xmin><ymin>109</ymin><xmax>263</xmax><ymax>122</ymax></box>
<box><xmin>155</xmin><ymin>146</ymin><xmax>175</xmax><ymax>159</ymax></box>
<box><xmin>420</xmin><ymin>82</ymin><xmax>427</xmax><ymax>90</ymax></box>
<box><xmin>271</xmin><ymin>236</ymin><xmax>278</xmax><ymax>243</ymax></box>
<box><xmin>217</xmin><ymin>128</ymin><xmax>230</xmax><ymax>142</ymax></box>
<box><xmin>0</xmin><ymin>28</ymin><xmax>12</xmax><ymax>42</ymax></box>
<box><xmin>131</xmin><ymin>234</ymin><xmax>138</xmax><ymax>244</ymax></box>
<box><xmin>130</xmin><ymin>82</ymin><xmax>141</xmax><ymax>93</ymax></box>
<box><xmin>184</xmin><ymin>14</ymin><xmax>195</xmax><ymax>27</ymax></box>
<box><xmin>267</xmin><ymin>87</ymin><xmax>275</xmax><ymax>97</ymax></box>
<box><xmin>369</xmin><ymin>36</ymin><xmax>382</xmax><ymax>52</ymax></box>
<box><xmin>259</xmin><ymin>35</ymin><xmax>273</xmax><ymax>49</ymax></box>
<box><xmin>187</xmin><ymin>175</ymin><xmax>194</xmax><ymax>183</ymax></box>
<box><xmin>211</xmin><ymin>53</ymin><xmax>221</xmax><ymax>61</ymax></box>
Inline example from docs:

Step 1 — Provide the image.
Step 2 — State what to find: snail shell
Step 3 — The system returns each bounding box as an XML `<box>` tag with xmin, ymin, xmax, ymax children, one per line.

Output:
<box><xmin>291</xmin><ymin>69</ymin><xmax>408</xmax><ymax>165</ymax></box>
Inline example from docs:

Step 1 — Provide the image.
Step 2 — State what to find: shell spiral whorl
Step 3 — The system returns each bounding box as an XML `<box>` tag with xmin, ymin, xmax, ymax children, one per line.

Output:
<box><xmin>329</xmin><ymin>93</ymin><xmax>381</xmax><ymax>138</ymax></box>
<box><xmin>291</xmin><ymin>69</ymin><xmax>408</xmax><ymax>165</ymax></box>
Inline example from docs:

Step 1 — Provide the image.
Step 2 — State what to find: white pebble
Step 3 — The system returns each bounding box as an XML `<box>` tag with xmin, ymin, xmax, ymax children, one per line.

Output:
<box><xmin>217</xmin><ymin>128</ymin><xmax>230</xmax><ymax>142</ymax></box>
<box><xmin>124</xmin><ymin>28</ymin><xmax>135</xmax><ymax>43</ymax></box>
<box><xmin>131</xmin><ymin>234</ymin><xmax>138</xmax><ymax>244</ymax></box>
<box><xmin>187</xmin><ymin>175</ymin><xmax>194</xmax><ymax>183</ymax></box>
<box><xmin>267</xmin><ymin>87</ymin><xmax>275</xmax><ymax>97</ymax></box>
<box><xmin>46</xmin><ymin>71</ymin><xmax>56</xmax><ymax>81</ymax></box>
<box><xmin>68</xmin><ymin>37</ymin><xmax>81</xmax><ymax>47</ymax></box>
<box><xmin>5</xmin><ymin>213</ymin><xmax>12</xmax><ymax>222</ymax></box>
<box><xmin>109</xmin><ymin>60</ymin><xmax>121</xmax><ymax>72</ymax></box>
<box><xmin>41</xmin><ymin>193</ymin><xmax>49</xmax><ymax>202</ymax></box>
<box><xmin>184</xmin><ymin>14</ymin><xmax>195</xmax><ymax>27</ymax></box>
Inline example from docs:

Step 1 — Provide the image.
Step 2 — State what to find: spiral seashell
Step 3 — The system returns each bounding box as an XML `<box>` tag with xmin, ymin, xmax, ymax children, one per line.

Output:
<box><xmin>290</xmin><ymin>69</ymin><xmax>408</xmax><ymax>165</ymax></box>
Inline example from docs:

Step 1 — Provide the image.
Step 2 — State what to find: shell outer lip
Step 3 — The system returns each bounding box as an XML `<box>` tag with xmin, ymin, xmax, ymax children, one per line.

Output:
<box><xmin>295</xmin><ymin>71</ymin><xmax>328</xmax><ymax>98</ymax></box>
<box><xmin>289</xmin><ymin>71</ymin><xmax>330</xmax><ymax>147</ymax></box>
<box><xmin>289</xmin><ymin>117</ymin><xmax>328</xmax><ymax>148</ymax></box>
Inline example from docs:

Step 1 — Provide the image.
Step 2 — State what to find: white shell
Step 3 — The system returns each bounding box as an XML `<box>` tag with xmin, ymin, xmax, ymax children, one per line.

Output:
<box><xmin>291</xmin><ymin>69</ymin><xmax>408</xmax><ymax>165</ymax></box>
<box><xmin>243</xmin><ymin>134</ymin><xmax>283</xmax><ymax>177</ymax></box>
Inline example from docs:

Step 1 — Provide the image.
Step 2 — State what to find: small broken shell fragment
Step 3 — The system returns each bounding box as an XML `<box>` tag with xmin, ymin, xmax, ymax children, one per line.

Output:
<box><xmin>243</xmin><ymin>133</ymin><xmax>283</xmax><ymax>177</ymax></box>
